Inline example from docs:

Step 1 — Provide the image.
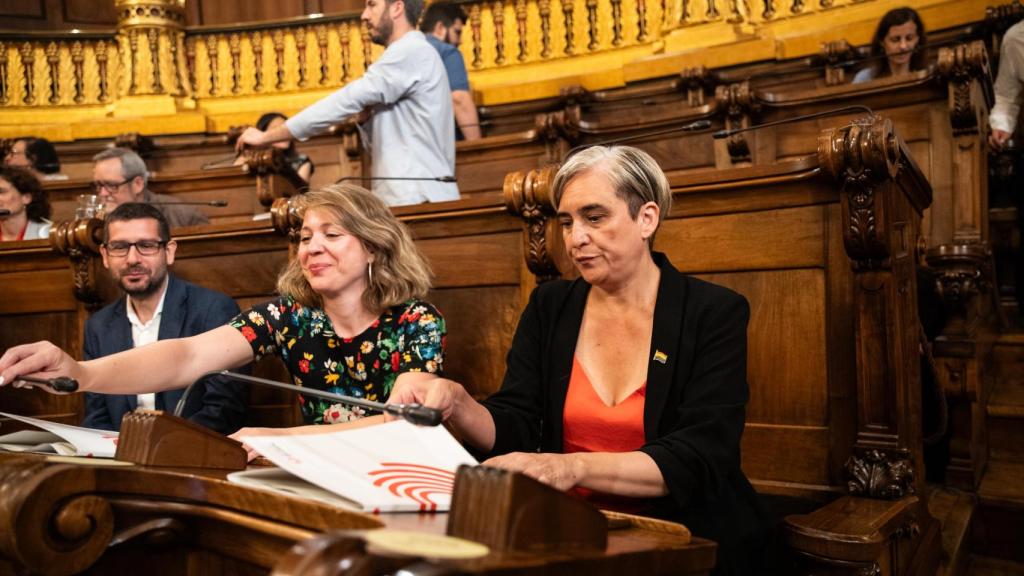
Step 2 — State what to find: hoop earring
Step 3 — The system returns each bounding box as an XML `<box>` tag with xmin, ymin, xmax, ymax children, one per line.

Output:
<box><xmin>367</xmin><ymin>261</ymin><xmax>374</xmax><ymax>286</ymax></box>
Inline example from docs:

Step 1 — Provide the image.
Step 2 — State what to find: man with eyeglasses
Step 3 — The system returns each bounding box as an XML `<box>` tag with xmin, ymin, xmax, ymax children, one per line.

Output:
<box><xmin>81</xmin><ymin>202</ymin><xmax>247</xmax><ymax>434</ymax></box>
<box><xmin>92</xmin><ymin>147</ymin><xmax>208</xmax><ymax>228</ymax></box>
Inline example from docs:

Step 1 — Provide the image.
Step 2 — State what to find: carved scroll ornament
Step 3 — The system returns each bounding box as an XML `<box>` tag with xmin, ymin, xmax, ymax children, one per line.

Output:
<box><xmin>845</xmin><ymin>449</ymin><xmax>915</xmax><ymax>499</ymax></box>
<box><xmin>504</xmin><ymin>165</ymin><xmax>561</xmax><ymax>282</ymax></box>
<box><xmin>49</xmin><ymin>217</ymin><xmax>104</xmax><ymax>307</ymax></box>
<box><xmin>714</xmin><ymin>81</ymin><xmax>759</xmax><ymax>162</ymax></box>
<box><xmin>937</xmin><ymin>41</ymin><xmax>994</xmax><ymax>136</ymax></box>
<box><xmin>680</xmin><ymin>66</ymin><xmax>711</xmax><ymax>107</ymax></box>
<box><xmin>818</xmin><ymin>118</ymin><xmax>901</xmax><ymax>269</ymax></box>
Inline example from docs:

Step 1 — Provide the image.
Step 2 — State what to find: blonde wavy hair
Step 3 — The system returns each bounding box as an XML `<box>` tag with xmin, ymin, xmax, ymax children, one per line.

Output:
<box><xmin>276</xmin><ymin>184</ymin><xmax>432</xmax><ymax>313</ymax></box>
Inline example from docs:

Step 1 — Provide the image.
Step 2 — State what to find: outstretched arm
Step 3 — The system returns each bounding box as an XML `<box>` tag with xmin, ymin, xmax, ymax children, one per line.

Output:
<box><xmin>0</xmin><ymin>325</ymin><xmax>254</xmax><ymax>394</ymax></box>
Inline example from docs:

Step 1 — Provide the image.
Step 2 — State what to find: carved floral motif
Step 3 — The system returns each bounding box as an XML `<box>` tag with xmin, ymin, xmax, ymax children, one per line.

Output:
<box><xmin>845</xmin><ymin>449</ymin><xmax>915</xmax><ymax>499</ymax></box>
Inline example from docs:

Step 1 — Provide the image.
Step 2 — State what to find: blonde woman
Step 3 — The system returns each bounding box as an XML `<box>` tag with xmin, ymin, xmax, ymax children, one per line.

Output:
<box><xmin>0</xmin><ymin>184</ymin><xmax>446</xmax><ymax>449</ymax></box>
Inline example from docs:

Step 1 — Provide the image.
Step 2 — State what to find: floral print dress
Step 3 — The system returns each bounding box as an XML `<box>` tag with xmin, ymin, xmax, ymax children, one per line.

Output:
<box><xmin>230</xmin><ymin>296</ymin><xmax>446</xmax><ymax>425</ymax></box>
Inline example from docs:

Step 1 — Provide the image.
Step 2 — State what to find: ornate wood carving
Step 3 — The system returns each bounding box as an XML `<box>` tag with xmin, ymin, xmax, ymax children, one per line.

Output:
<box><xmin>563</xmin><ymin>0</ymin><xmax>576</xmax><ymax>55</ymax></box>
<box><xmin>295</xmin><ymin>27</ymin><xmax>308</xmax><ymax>88</ymax></box>
<box><xmin>114</xmin><ymin>132</ymin><xmax>156</xmax><ymax>156</ymax></box>
<box><xmin>128</xmin><ymin>29</ymin><xmax>141</xmax><ymax>95</ymax></box>
<box><xmin>205</xmin><ymin>34</ymin><xmax>219</xmax><ymax>96</ymax></box>
<box><xmin>360</xmin><ymin>23</ymin><xmax>373</xmax><ymax>69</ymax></box>
<box><xmin>229</xmin><ymin>32</ymin><xmax>241</xmax><ymax>94</ymax></box>
<box><xmin>610</xmin><ymin>0</ymin><xmax>623</xmax><ymax>46</ymax></box>
<box><xmin>937</xmin><ymin>41</ymin><xmax>994</xmax><ymax>136</ymax></box>
<box><xmin>0</xmin><ymin>41</ymin><xmax>8</xmax><ymax>105</ymax></box>
<box><xmin>516</xmin><ymin>0</ymin><xmax>529</xmax><ymax>61</ymax></box>
<box><xmin>273</xmin><ymin>29</ymin><xmax>286</xmax><ymax>89</ymax></box>
<box><xmin>927</xmin><ymin>243</ymin><xmax>992</xmax><ymax>315</ymax></box>
<box><xmin>337</xmin><ymin>23</ymin><xmax>351</xmax><ymax>82</ymax></box>
<box><xmin>818</xmin><ymin>117</ymin><xmax>933</xmax><ymax>499</ymax></box>
<box><xmin>184</xmin><ymin>35</ymin><xmax>196</xmax><ymax>95</ymax></box>
<box><xmin>49</xmin><ymin>218</ymin><xmax>104</xmax><ymax>308</ymax></box>
<box><xmin>470</xmin><ymin>4</ymin><xmax>483</xmax><ymax>67</ymax></box>
<box><xmin>97</xmin><ymin>40</ymin><xmax>111</xmax><ymax>102</ymax></box>
<box><xmin>845</xmin><ymin>449</ymin><xmax>915</xmax><ymax>499</ymax></box>
<box><xmin>243</xmin><ymin>147</ymin><xmax>305</xmax><ymax>207</ymax></box>
<box><xmin>680</xmin><ymin>66</ymin><xmax>710</xmax><ymax>107</ymax></box>
<box><xmin>586</xmin><ymin>0</ymin><xmax>600</xmax><ymax>50</ymax></box>
<box><xmin>636</xmin><ymin>0</ymin><xmax>649</xmax><ymax>41</ymax></box>
<box><xmin>169</xmin><ymin>31</ymin><xmax>183</xmax><ymax>94</ymax></box>
<box><xmin>715</xmin><ymin>81</ymin><xmax>759</xmax><ymax>163</ymax></box>
<box><xmin>46</xmin><ymin>41</ymin><xmax>60</xmax><ymax>104</ymax></box>
<box><xmin>820</xmin><ymin>39</ymin><xmax>857</xmax><ymax>86</ymax></box>
<box><xmin>251</xmin><ymin>31</ymin><xmax>264</xmax><ymax>92</ymax></box>
<box><xmin>493</xmin><ymin>1</ymin><xmax>507</xmax><ymax>65</ymax></box>
<box><xmin>538</xmin><ymin>0</ymin><xmax>552</xmax><ymax>58</ymax></box>
<box><xmin>504</xmin><ymin>165</ymin><xmax>561</xmax><ymax>282</ymax></box>
<box><xmin>20</xmin><ymin>42</ymin><xmax>36</xmax><ymax>105</ymax></box>
<box><xmin>148</xmin><ymin>28</ymin><xmax>164</xmax><ymax>94</ymax></box>
<box><xmin>316</xmin><ymin>25</ymin><xmax>329</xmax><ymax>85</ymax></box>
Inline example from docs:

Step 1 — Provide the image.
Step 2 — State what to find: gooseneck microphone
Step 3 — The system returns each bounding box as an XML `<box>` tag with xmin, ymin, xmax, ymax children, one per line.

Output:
<box><xmin>151</xmin><ymin>199</ymin><xmax>230</xmax><ymax>207</ymax></box>
<box><xmin>335</xmin><ymin>175</ymin><xmax>457</xmax><ymax>184</ymax></box>
<box><xmin>12</xmin><ymin>375</ymin><xmax>79</xmax><ymax>393</ymax></box>
<box><xmin>173</xmin><ymin>370</ymin><xmax>443</xmax><ymax>427</ymax></box>
<box><xmin>565</xmin><ymin>119</ymin><xmax>713</xmax><ymax>158</ymax></box>
<box><xmin>0</xmin><ymin>208</ymin><xmax>10</xmax><ymax>216</ymax></box>
<box><xmin>712</xmin><ymin>105</ymin><xmax>875</xmax><ymax>140</ymax></box>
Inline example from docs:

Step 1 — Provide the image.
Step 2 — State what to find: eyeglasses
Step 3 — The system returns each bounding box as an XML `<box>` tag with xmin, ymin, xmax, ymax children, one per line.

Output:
<box><xmin>103</xmin><ymin>240</ymin><xmax>166</xmax><ymax>257</ymax></box>
<box><xmin>91</xmin><ymin>179</ymin><xmax>131</xmax><ymax>192</ymax></box>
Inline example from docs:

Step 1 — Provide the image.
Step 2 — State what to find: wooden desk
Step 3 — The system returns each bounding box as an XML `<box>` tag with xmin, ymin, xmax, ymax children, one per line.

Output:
<box><xmin>0</xmin><ymin>453</ymin><xmax>714</xmax><ymax>576</ymax></box>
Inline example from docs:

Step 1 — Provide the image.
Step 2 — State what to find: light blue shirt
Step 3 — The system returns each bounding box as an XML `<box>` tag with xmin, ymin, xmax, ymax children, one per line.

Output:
<box><xmin>287</xmin><ymin>31</ymin><xmax>459</xmax><ymax>206</ymax></box>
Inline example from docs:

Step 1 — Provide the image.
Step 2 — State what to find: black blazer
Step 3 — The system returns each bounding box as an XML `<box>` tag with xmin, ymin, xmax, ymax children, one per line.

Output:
<box><xmin>481</xmin><ymin>253</ymin><xmax>771</xmax><ymax>575</ymax></box>
<box><xmin>81</xmin><ymin>274</ymin><xmax>248</xmax><ymax>435</ymax></box>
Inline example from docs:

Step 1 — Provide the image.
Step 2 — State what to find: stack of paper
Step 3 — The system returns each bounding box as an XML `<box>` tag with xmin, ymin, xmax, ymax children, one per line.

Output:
<box><xmin>233</xmin><ymin>420</ymin><xmax>478</xmax><ymax>513</ymax></box>
<box><xmin>0</xmin><ymin>412</ymin><xmax>119</xmax><ymax>458</ymax></box>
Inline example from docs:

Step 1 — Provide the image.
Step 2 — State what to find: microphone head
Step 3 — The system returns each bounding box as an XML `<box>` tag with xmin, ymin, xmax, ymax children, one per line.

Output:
<box><xmin>50</xmin><ymin>377</ymin><xmax>79</xmax><ymax>393</ymax></box>
<box><xmin>438</xmin><ymin>176</ymin><xmax>457</xmax><ymax>183</ymax></box>
<box><xmin>0</xmin><ymin>208</ymin><xmax>11</xmax><ymax>217</ymax></box>
<box><xmin>399</xmin><ymin>403</ymin><xmax>443</xmax><ymax>427</ymax></box>
<box><xmin>712</xmin><ymin>129</ymin><xmax>729</xmax><ymax>140</ymax></box>
<box><xmin>684</xmin><ymin>120</ymin><xmax>712</xmax><ymax>131</ymax></box>
<box><xmin>209</xmin><ymin>200</ymin><xmax>229</xmax><ymax>207</ymax></box>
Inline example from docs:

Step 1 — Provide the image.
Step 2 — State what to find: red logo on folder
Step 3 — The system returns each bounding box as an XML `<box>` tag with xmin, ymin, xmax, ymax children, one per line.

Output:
<box><xmin>368</xmin><ymin>462</ymin><xmax>456</xmax><ymax>511</ymax></box>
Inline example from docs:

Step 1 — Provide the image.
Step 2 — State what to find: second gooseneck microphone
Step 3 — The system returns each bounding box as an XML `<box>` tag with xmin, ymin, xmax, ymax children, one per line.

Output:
<box><xmin>173</xmin><ymin>370</ymin><xmax>443</xmax><ymax>427</ymax></box>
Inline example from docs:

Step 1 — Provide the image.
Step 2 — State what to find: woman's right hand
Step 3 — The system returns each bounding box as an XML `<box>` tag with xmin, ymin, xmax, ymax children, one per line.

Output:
<box><xmin>386</xmin><ymin>376</ymin><xmax>465</xmax><ymax>423</ymax></box>
<box><xmin>0</xmin><ymin>341</ymin><xmax>82</xmax><ymax>393</ymax></box>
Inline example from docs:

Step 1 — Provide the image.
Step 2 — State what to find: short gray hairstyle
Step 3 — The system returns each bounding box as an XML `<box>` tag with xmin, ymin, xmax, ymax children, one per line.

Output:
<box><xmin>93</xmin><ymin>147</ymin><xmax>149</xmax><ymax>186</ymax></box>
<box><xmin>552</xmin><ymin>145</ymin><xmax>672</xmax><ymax>246</ymax></box>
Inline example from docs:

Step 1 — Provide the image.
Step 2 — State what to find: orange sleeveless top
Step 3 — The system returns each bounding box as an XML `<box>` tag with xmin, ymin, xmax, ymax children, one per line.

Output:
<box><xmin>563</xmin><ymin>356</ymin><xmax>649</xmax><ymax>512</ymax></box>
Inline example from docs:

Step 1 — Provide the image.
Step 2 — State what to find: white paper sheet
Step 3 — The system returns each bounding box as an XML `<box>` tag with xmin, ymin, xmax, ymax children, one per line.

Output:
<box><xmin>238</xmin><ymin>420</ymin><xmax>478</xmax><ymax>513</ymax></box>
<box><xmin>0</xmin><ymin>412</ymin><xmax>119</xmax><ymax>458</ymax></box>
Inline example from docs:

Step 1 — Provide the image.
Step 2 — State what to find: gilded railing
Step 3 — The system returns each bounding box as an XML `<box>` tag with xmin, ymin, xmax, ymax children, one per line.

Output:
<box><xmin>0</xmin><ymin>0</ymin><xmax>992</xmax><ymax>115</ymax></box>
<box><xmin>0</xmin><ymin>32</ymin><xmax>118</xmax><ymax>107</ymax></box>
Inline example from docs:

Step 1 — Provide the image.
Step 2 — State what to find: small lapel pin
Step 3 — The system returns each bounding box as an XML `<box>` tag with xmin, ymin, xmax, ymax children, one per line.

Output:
<box><xmin>653</xmin><ymin>350</ymin><xmax>668</xmax><ymax>364</ymax></box>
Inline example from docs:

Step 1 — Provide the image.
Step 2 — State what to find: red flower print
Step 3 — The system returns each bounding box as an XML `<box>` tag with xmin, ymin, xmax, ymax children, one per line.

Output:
<box><xmin>298</xmin><ymin>359</ymin><xmax>310</xmax><ymax>373</ymax></box>
<box><xmin>374</xmin><ymin>359</ymin><xmax>380</xmax><ymax>369</ymax></box>
<box><xmin>241</xmin><ymin>326</ymin><xmax>257</xmax><ymax>342</ymax></box>
<box><xmin>391</xmin><ymin>351</ymin><xmax>400</xmax><ymax>372</ymax></box>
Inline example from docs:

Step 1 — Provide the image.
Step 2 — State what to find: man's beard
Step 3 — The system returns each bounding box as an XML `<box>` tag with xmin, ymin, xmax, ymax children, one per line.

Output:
<box><xmin>118</xmin><ymin>265</ymin><xmax>166</xmax><ymax>298</ymax></box>
<box><xmin>370</xmin><ymin>13</ymin><xmax>393</xmax><ymax>45</ymax></box>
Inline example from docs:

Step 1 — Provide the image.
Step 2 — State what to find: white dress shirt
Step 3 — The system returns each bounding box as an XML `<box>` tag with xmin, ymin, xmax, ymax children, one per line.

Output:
<box><xmin>287</xmin><ymin>31</ymin><xmax>459</xmax><ymax>206</ymax></box>
<box><xmin>126</xmin><ymin>283</ymin><xmax>168</xmax><ymax>410</ymax></box>
<box><xmin>991</xmin><ymin>21</ymin><xmax>1024</xmax><ymax>134</ymax></box>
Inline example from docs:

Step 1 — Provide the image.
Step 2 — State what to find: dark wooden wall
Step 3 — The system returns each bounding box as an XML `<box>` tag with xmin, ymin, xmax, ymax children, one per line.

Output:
<box><xmin>185</xmin><ymin>0</ymin><xmax>363</xmax><ymax>26</ymax></box>
<box><xmin>0</xmin><ymin>0</ymin><xmax>116</xmax><ymax>31</ymax></box>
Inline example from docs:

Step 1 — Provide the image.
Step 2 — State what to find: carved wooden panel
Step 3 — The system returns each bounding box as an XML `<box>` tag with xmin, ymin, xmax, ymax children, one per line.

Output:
<box><xmin>0</xmin><ymin>0</ymin><xmax>45</xmax><ymax>18</ymax></box>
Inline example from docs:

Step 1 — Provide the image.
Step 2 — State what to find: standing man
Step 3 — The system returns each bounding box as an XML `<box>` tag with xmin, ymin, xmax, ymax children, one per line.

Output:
<box><xmin>990</xmin><ymin>19</ymin><xmax>1024</xmax><ymax>151</ymax></box>
<box><xmin>236</xmin><ymin>0</ymin><xmax>458</xmax><ymax>206</ymax></box>
<box><xmin>92</xmin><ymin>147</ymin><xmax>209</xmax><ymax>228</ymax></box>
<box><xmin>420</xmin><ymin>2</ymin><xmax>482</xmax><ymax>141</ymax></box>
<box><xmin>81</xmin><ymin>202</ymin><xmax>248</xmax><ymax>434</ymax></box>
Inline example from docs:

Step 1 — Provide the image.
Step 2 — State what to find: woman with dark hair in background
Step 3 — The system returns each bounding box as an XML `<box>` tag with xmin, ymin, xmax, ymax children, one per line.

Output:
<box><xmin>853</xmin><ymin>7</ymin><xmax>927</xmax><ymax>84</ymax></box>
<box><xmin>0</xmin><ymin>165</ymin><xmax>52</xmax><ymax>241</ymax></box>
<box><xmin>236</xmin><ymin>112</ymin><xmax>314</xmax><ymax>183</ymax></box>
<box><xmin>4</xmin><ymin>137</ymin><xmax>67</xmax><ymax>181</ymax></box>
